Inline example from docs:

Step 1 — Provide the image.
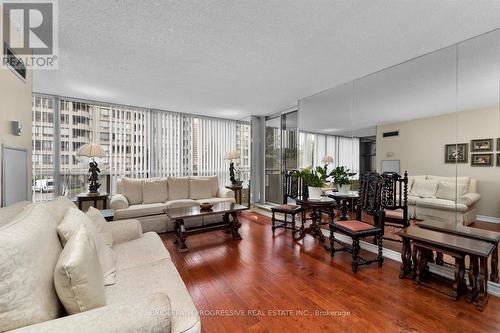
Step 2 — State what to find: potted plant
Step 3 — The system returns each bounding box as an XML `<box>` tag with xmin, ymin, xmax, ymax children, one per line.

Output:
<box><xmin>331</xmin><ymin>166</ymin><xmax>357</xmax><ymax>194</ymax></box>
<box><xmin>294</xmin><ymin>166</ymin><xmax>329</xmax><ymax>199</ymax></box>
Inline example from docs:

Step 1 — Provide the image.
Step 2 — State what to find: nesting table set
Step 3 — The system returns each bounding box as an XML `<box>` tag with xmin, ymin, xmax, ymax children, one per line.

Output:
<box><xmin>396</xmin><ymin>221</ymin><xmax>500</xmax><ymax>311</ymax></box>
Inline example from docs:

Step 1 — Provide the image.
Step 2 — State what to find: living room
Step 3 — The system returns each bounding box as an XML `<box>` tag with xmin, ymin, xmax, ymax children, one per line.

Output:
<box><xmin>1</xmin><ymin>1</ymin><xmax>500</xmax><ymax>332</ymax></box>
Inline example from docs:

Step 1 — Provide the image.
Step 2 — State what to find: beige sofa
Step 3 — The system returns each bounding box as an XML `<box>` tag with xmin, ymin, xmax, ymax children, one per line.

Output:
<box><xmin>407</xmin><ymin>175</ymin><xmax>480</xmax><ymax>225</ymax></box>
<box><xmin>110</xmin><ymin>176</ymin><xmax>235</xmax><ymax>233</ymax></box>
<box><xmin>0</xmin><ymin>197</ymin><xmax>200</xmax><ymax>333</ymax></box>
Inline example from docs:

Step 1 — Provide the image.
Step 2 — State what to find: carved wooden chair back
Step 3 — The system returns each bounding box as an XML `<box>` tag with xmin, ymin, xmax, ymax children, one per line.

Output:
<box><xmin>283</xmin><ymin>170</ymin><xmax>304</xmax><ymax>204</ymax></box>
<box><xmin>381</xmin><ymin>171</ymin><xmax>409</xmax><ymax>226</ymax></box>
<box><xmin>355</xmin><ymin>172</ymin><xmax>385</xmax><ymax>226</ymax></box>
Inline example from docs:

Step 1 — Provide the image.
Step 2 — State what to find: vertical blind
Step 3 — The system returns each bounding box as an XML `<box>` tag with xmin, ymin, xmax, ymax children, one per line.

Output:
<box><xmin>31</xmin><ymin>94</ymin><xmax>247</xmax><ymax>201</ymax></box>
<box><xmin>195</xmin><ymin>117</ymin><xmax>237</xmax><ymax>186</ymax></box>
<box><xmin>299</xmin><ymin>131</ymin><xmax>360</xmax><ymax>176</ymax></box>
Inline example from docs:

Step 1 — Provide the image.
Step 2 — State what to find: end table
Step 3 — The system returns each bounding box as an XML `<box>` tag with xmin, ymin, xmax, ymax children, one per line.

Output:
<box><xmin>76</xmin><ymin>192</ymin><xmax>109</xmax><ymax>210</ymax></box>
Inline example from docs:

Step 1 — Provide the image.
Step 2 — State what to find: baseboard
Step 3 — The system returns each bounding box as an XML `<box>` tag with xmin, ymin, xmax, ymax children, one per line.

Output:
<box><xmin>476</xmin><ymin>215</ymin><xmax>500</xmax><ymax>224</ymax></box>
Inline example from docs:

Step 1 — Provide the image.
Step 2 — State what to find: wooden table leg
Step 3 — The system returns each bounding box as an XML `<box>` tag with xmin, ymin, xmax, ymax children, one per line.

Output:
<box><xmin>339</xmin><ymin>199</ymin><xmax>349</xmax><ymax>221</ymax></box>
<box><xmin>230</xmin><ymin>212</ymin><xmax>242</xmax><ymax>240</ymax></box>
<box><xmin>467</xmin><ymin>255</ymin><xmax>479</xmax><ymax>303</ymax></box>
<box><xmin>400</xmin><ymin>237</ymin><xmax>411</xmax><ymax>278</ymax></box>
<box><xmin>490</xmin><ymin>244</ymin><xmax>498</xmax><ymax>283</ymax></box>
<box><xmin>475</xmin><ymin>256</ymin><xmax>489</xmax><ymax>311</ymax></box>
<box><xmin>436</xmin><ymin>252</ymin><xmax>444</xmax><ymax>265</ymax></box>
<box><xmin>175</xmin><ymin>218</ymin><xmax>188</xmax><ymax>252</ymax></box>
<box><xmin>452</xmin><ymin>256</ymin><xmax>465</xmax><ymax>301</ymax></box>
<box><xmin>414</xmin><ymin>247</ymin><xmax>423</xmax><ymax>284</ymax></box>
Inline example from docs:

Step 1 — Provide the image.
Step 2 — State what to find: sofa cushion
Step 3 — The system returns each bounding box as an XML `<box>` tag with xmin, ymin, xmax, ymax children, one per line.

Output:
<box><xmin>0</xmin><ymin>201</ymin><xmax>31</xmax><ymax>228</ymax></box>
<box><xmin>0</xmin><ymin>205</ymin><xmax>63</xmax><ymax>332</ymax></box>
<box><xmin>168</xmin><ymin>177</ymin><xmax>190</xmax><ymax>200</ymax></box>
<box><xmin>121</xmin><ymin>178</ymin><xmax>143</xmax><ymax>205</ymax></box>
<box><xmin>410</xmin><ymin>179</ymin><xmax>438</xmax><ymax>198</ymax></box>
<box><xmin>435</xmin><ymin>182</ymin><xmax>468</xmax><ymax>201</ymax></box>
<box><xmin>113</xmin><ymin>232</ymin><xmax>171</xmax><ymax>271</ymax></box>
<box><xmin>42</xmin><ymin>196</ymin><xmax>77</xmax><ymax>225</ymax></box>
<box><xmin>54</xmin><ymin>224</ymin><xmax>106</xmax><ymax>315</ymax></box>
<box><xmin>105</xmin><ymin>259</ymin><xmax>200</xmax><ymax>333</ymax></box>
<box><xmin>189</xmin><ymin>179</ymin><xmax>213</xmax><ymax>200</ymax></box>
<box><xmin>142</xmin><ymin>179</ymin><xmax>169</xmax><ymax>204</ymax></box>
<box><xmin>416</xmin><ymin>198</ymin><xmax>468</xmax><ymax>212</ymax></box>
<box><xmin>427</xmin><ymin>175</ymin><xmax>470</xmax><ymax>192</ymax></box>
<box><xmin>58</xmin><ymin>207</ymin><xmax>117</xmax><ymax>286</ymax></box>
<box><xmin>114</xmin><ymin>202</ymin><xmax>167</xmax><ymax>220</ymax></box>
<box><xmin>191</xmin><ymin>175</ymin><xmax>218</xmax><ymax>197</ymax></box>
<box><xmin>165</xmin><ymin>199</ymin><xmax>198</xmax><ymax>209</ymax></box>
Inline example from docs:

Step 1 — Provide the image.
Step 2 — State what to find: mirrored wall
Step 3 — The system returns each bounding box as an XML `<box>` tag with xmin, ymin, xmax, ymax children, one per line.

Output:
<box><xmin>298</xmin><ymin>29</ymin><xmax>500</xmax><ymax>259</ymax></box>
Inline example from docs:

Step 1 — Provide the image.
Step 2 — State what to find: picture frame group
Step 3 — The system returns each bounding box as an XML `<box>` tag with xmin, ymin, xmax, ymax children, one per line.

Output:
<box><xmin>445</xmin><ymin>139</ymin><xmax>500</xmax><ymax>166</ymax></box>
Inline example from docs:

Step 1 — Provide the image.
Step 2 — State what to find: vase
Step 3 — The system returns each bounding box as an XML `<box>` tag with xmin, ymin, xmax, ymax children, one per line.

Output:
<box><xmin>308</xmin><ymin>186</ymin><xmax>323</xmax><ymax>199</ymax></box>
<box><xmin>338</xmin><ymin>184</ymin><xmax>351</xmax><ymax>194</ymax></box>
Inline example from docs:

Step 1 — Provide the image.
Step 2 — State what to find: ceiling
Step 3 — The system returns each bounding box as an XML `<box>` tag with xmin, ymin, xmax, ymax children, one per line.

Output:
<box><xmin>33</xmin><ymin>0</ymin><xmax>500</xmax><ymax>120</ymax></box>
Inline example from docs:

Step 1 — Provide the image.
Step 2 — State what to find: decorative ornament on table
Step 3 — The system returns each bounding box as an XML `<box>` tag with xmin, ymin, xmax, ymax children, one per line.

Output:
<box><xmin>225</xmin><ymin>150</ymin><xmax>241</xmax><ymax>186</ymax></box>
<box><xmin>77</xmin><ymin>143</ymin><xmax>107</xmax><ymax>195</ymax></box>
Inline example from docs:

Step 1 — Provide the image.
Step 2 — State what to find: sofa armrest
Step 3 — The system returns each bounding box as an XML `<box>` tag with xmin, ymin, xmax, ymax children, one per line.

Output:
<box><xmin>217</xmin><ymin>187</ymin><xmax>235</xmax><ymax>199</ymax></box>
<box><xmin>11</xmin><ymin>293</ymin><xmax>171</xmax><ymax>333</ymax></box>
<box><xmin>110</xmin><ymin>193</ymin><xmax>129</xmax><ymax>210</ymax></box>
<box><xmin>102</xmin><ymin>219</ymin><xmax>143</xmax><ymax>244</ymax></box>
<box><xmin>458</xmin><ymin>192</ymin><xmax>481</xmax><ymax>207</ymax></box>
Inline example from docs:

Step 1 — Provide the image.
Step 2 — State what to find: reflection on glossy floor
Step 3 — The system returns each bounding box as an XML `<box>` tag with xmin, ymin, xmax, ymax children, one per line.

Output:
<box><xmin>161</xmin><ymin>212</ymin><xmax>500</xmax><ymax>333</ymax></box>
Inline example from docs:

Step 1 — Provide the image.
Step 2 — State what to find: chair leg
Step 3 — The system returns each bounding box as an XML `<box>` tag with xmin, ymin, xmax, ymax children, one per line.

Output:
<box><xmin>329</xmin><ymin>225</ymin><xmax>335</xmax><ymax>257</ymax></box>
<box><xmin>352</xmin><ymin>238</ymin><xmax>360</xmax><ymax>272</ymax></box>
<box><xmin>377</xmin><ymin>234</ymin><xmax>384</xmax><ymax>267</ymax></box>
<box><xmin>291</xmin><ymin>212</ymin><xmax>296</xmax><ymax>238</ymax></box>
<box><xmin>271</xmin><ymin>211</ymin><xmax>276</xmax><ymax>235</ymax></box>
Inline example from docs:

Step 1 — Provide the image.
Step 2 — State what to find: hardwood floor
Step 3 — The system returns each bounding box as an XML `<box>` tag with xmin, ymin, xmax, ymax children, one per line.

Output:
<box><xmin>161</xmin><ymin>212</ymin><xmax>500</xmax><ymax>333</ymax></box>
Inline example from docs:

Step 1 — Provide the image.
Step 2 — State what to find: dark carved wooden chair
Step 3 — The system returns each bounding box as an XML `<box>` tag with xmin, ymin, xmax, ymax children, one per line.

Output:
<box><xmin>381</xmin><ymin>171</ymin><xmax>409</xmax><ymax>243</ymax></box>
<box><xmin>271</xmin><ymin>170</ymin><xmax>305</xmax><ymax>238</ymax></box>
<box><xmin>329</xmin><ymin>172</ymin><xmax>385</xmax><ymax>272</ymax></box>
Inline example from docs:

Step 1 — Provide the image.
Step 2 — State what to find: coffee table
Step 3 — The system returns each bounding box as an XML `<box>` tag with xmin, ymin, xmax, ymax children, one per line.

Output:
<box><xmin>325</xmin><ymin>191</ymin><xmax>359</xmax><ymax>220</ymax></box>
<box><xmin>165</xmin><ymin>202</ymin><xmax>247</xmax><ymax>252</ymax></box>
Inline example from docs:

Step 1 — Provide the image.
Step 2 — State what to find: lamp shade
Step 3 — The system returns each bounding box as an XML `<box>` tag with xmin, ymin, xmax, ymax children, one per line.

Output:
<box><xmin>225</xmin><ymin>150</ymin><xmax>240</xmax><ymax>160</ymax></box>
<box><xmin>77</xmin><ymin>143</ymin><xmax>106</xmax><ymax>158</ymax></box>
<box><xmin>321</xmin><ymin>155</ymin><xmax>334</xmax><ymax>164</ymax></box>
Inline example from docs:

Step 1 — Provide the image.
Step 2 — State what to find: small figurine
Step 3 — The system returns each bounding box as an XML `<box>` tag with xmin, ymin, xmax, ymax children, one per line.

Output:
<box><xmin>88</xmin><ymin>161</ymin><xmax>101</xmax><ymax>194</ymax></box>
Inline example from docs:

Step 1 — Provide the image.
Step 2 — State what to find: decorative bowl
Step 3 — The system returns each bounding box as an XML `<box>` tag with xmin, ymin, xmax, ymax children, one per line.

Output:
<box><xmin>200</xmin><ymin>202</ymin><xmax>214</xmax><ymax>210</ymax></box>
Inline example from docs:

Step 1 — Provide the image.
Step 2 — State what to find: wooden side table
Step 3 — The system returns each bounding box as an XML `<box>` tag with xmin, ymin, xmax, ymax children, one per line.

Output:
<box><xmin>100</xmin><ymin>209</ymin><xmax>114</xmax><ymax>221</ymax></box>
<box><xmin>76</xmin><ymin>192</ymin><xmax>109</xmax><ymax>210</ymax></box>
<box><xmin>226</xmin><ymin>185</ymin><xmax>244</xmax><ymax>205</ymax></box>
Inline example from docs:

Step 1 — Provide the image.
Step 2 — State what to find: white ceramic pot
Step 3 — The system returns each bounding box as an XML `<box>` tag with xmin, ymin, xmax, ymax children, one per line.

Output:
<box><xmin>308</xmin><ymin>186</ymin><xmax>323</xmax><ymax>199</ymax></box>
<box><xmin>338</xmin><ymin>184</ymin><xmax>351</xmax><ymax>194</ymax></box>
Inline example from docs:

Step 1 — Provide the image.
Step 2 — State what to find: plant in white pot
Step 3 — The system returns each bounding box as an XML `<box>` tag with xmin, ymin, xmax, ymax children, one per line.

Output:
<box><xmin>294</xmin><ymin>167</ymin><xmax>329</xmax><ymax>200</ymax></box>
<box><xmin>331</xmin><ymin>166</ymin><xmax>357</xmax><ymax>194</ymax></box>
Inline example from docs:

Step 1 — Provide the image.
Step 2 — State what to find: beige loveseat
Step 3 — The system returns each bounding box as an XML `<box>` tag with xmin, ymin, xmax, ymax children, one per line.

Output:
<box><xmin>407</xmin><ymin>175</ymin><xmax>480</xmax><ymax>225</ymax></box>
<box><xmin>0</xmin><ymin>197</ymin><xmax>200</xmax><ymax>333</ymax></box>
<box><xmin>110</xmin><ymin>176</ymin><xmax>235</xmax><ymax>233</ymax></box>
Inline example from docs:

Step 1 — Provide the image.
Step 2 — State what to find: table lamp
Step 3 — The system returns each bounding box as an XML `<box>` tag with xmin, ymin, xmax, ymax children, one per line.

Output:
<box><xmin>225</xmin><ymin>150</ymin><xmax>241</xmax><ymax>185</ymax></box>
<box><xmin>77</xmin><ymin>143</ymin><xmax>106</xmax><ymax>195</ymax></box>
<box><xmin>321</xmin><ymin>155</ymin><xmax>334</xmax><ymax>170</ymax></box>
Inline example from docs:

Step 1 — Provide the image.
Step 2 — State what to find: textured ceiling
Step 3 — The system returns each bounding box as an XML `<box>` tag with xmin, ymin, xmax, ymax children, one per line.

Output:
<box><xmin>33</xmin><ymin>0</ymin><xmax>500</xmax><ymax>119</ymax></box>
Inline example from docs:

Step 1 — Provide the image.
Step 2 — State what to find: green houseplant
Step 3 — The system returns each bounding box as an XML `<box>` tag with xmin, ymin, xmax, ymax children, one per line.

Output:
<box><xmin>331</xmin><ymin>166</ymin><xmax>356</xmax><ymax>194</ymax></box>
<box><xmin>294</xmin><ymin>166</ymin><xmax>329</xmax><ymax>199</ymax></box>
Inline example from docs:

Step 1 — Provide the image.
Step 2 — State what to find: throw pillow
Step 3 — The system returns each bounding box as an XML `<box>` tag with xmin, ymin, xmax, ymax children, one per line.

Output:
<box><xmin>58</xmin><ymin>207</ymin><xmax>116</xmax><ymax>285</ymax></box>
<box><xmin>0</xmin><ymin>205</ymin><xmax>63</xmax><ymax>331</ymax></box>
<box><xmin>189</xmin><ymin>179</ymin><xmax>213</xmax><ymax>199</ymax></box>
<box><xmin>410</xmin><ymin>179</ymin><xmax>439</xmax><ymax>198</ymax></box>
<box><xmin>121</xmin><ymin>177</ymin><xmax>143</xmax><ymax>205</ymax></box>
<box><xmin>142</xmin><ymin>179</ymin><xmax>169</xmax><ymax>203</ymax></box>
<box><xmin>436</xmin><ymin>182</ymin><xmax>468</xmax><ymax>201</ymax></box>
<box><xmin>85</xmin><ymin>206</ymin><xmax>107</xmax><ymax>232</ymax></box>
<box><xmin>54</xmin><ymin>224</ymin><xmax>106</xmax><ymax>314</ymax></box>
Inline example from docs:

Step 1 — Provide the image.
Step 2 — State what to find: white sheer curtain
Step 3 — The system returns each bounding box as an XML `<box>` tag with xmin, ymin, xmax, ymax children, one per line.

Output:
<box><xmin>196</xmin><ymin>117</ymin><xmax>237</xmax><ymax>187</ymax></box>
<box><xmin>336</xmin><ymin>136</ymin><xmax>360</xmax><ymax>175</ymax></box>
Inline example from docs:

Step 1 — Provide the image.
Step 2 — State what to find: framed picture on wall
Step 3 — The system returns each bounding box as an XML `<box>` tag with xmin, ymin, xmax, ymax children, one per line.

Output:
<box><xmin>471</xmin><ymin>153</ymin><xmax>493</xmax><ymax>166</ymax></box>
<box><xmin>497</xmin><ymin>153</ymin><xmax>500</xmax><ymax>166</ymax></box>
<box><xmin>445</xmin><ymin>143</ymin><xmax>468</xmax><ymax>163</ymax></box>
<box><xmin>497</xmin><ymin>138</ymin><xmax>500</xmax><ymax>151</ymax></box>
<box><xmin>471</xmin><ymin>138</ymin><xmax>493</xmax><ymax>152</ymax></box>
